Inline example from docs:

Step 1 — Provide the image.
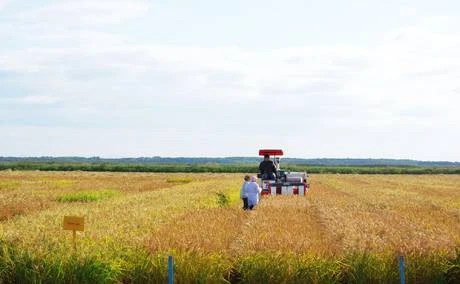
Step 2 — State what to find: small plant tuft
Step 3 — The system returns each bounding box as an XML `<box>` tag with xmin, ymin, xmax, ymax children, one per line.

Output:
<box><xmin>216</xmin><ymin>192</ymin><xmax>229</xmax><ymax>207</ymax></box>
<box><xmin>56</xmin><ymin>190</ymin><xmax>119</xmax><ymax>203</ymax></box>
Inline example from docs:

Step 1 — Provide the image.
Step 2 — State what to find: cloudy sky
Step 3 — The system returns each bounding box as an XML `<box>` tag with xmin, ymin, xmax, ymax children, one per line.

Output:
<box><xmin>1</xmin><ymin>0</ymin><xmax>459</xmax><ymax>160</ymax></box>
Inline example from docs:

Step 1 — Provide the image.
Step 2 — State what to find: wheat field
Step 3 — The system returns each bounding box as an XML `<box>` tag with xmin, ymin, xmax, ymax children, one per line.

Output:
<box><xmin>0</xmin><ymin>171</ymin><xmax>459</xmax><ymax>283</ymax></box>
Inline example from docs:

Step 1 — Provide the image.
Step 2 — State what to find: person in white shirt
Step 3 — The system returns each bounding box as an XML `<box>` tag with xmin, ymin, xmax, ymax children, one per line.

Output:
<box><xmin>240</xmin><ymin>175</ymin><xmax>250</xmax><ymax>210</ymax></box>
<box><xmin>246</xmin><ymin>176</ymin><xmax>262</xmax><ymax>210</ymax></box>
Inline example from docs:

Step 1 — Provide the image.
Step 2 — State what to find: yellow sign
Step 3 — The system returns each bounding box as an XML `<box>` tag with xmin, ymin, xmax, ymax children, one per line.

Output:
<box><xmin>63</xmin><ymin>216</ymin><xmax>85</xmax><ymax>231</ymax></box>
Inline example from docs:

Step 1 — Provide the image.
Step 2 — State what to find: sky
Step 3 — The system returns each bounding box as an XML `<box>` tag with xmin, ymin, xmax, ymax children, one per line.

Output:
<box><xmin>0</xmin><ymin>0</ymin><xmax>459</xmax><ymax>161</ymax></box>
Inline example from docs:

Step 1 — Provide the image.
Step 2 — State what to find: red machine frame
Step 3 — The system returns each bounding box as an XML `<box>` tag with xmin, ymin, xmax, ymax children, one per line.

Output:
<box><xmin>258</xmin><ymin>149</ymin><xmax>309</xmax><ymax>196</ymax></box>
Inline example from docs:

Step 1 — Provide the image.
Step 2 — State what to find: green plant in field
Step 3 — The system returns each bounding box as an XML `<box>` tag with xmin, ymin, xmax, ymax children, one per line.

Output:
<box><xmin>56</xmin><ymin>190</ymin><xmax>119</xmax><ymax>203</ymax></box>
<box><xmin>339</xmin><ymin>252</ymin><xmax>399</xmax><ymax>283</ymax></box>
<box><xmin>215</xmin><ymin>192</ymin><xmax>229</xmax><ymax>207</ymax></box>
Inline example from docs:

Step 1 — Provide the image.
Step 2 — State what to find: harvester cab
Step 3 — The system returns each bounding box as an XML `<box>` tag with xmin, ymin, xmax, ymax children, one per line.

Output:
<box><xmin>258</xmin><ymin>149</ymin><xmax>309</xmax><ymax>196</ymax></box>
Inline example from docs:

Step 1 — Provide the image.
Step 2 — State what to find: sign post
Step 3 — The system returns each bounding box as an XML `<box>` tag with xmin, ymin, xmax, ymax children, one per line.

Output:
<box><xmin>63</xmin><ymin>216</ymin><xmax>85</xmax><ymax>250</ymax></box>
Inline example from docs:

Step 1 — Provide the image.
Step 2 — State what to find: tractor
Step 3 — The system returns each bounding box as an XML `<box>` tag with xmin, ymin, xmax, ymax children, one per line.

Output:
<box><xmin>257</xmin><ymin>149</ymin><xmax>309</xmax><ymax>196</ymax></box>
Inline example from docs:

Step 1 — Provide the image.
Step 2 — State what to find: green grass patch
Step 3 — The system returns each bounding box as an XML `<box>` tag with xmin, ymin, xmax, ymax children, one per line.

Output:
<box><xmin>50</xmin><ymin>179</ymin><xmax>75</xmax><ymax>188</ymax></box>
<box><xmin>56</xmin><ymin>190</ymin><xmax>119</xmax><ymax>203</ymax></box>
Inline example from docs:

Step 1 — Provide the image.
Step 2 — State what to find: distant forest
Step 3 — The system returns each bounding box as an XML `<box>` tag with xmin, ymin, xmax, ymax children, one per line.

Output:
<box><xmin>0</xmin><ymin>156</ymin><xmax>459</xmax><ymax>167</ymax></box>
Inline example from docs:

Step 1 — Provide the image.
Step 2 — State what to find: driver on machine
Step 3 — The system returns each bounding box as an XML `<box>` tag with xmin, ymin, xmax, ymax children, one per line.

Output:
<box><xmin>259</xmin><ymin>154</ymin><xmax>277</xmax><ymax>180</ymax></box>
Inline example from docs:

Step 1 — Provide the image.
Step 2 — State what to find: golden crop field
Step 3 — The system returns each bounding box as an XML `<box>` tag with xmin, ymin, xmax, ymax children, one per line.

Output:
<box><xmin>0</xmin><ymin>171</ymin><xmax>459</xmax><ymax>283</ymax></box>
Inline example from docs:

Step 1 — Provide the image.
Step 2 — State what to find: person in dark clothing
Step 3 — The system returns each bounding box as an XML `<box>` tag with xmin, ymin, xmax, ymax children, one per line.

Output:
<box><xmin>259</xmin><ymin>154</ymin><xmax>277</xmax><ymax>180</ymax></box>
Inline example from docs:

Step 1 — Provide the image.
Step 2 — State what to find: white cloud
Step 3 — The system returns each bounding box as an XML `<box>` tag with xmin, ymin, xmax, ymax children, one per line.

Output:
<box><xmin>18</xmin><ymin>95</ymin><xmax>61</xmax><ymax>105</ymax></box>
<box><xmin>15</xmin><ymin>0</ymin><xmax>148</xmax><ymax>26</ymax></box>
<box><xmin>0</xmin><ymin>0</ymin><xmax>147</xmax><ymax>49</ymax></box>
<box><xmin>2</xmin><ymin>25</ymin><xmax>459</xmax><ymax>122</ymax></box>
<box><xmin>0</xmin><ymin>0</ymin><xmax>9</xmax><ymax>11</ymax></box>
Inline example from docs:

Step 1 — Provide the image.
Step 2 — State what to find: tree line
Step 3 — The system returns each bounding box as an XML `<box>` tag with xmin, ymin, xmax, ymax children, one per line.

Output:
<box><xmin>1</xmin><ymin>162</ymin><xmax>459</xmax><ymax>174</ymax></box>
